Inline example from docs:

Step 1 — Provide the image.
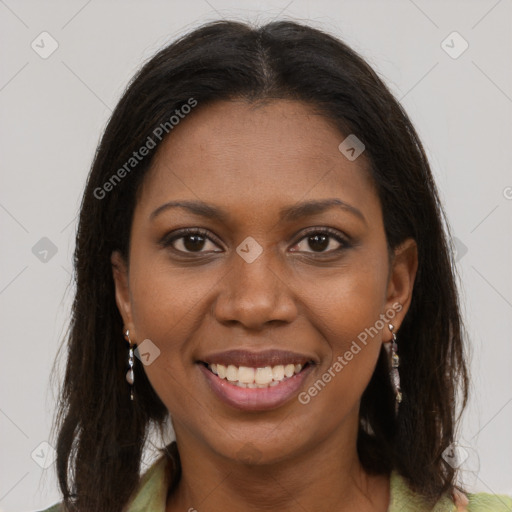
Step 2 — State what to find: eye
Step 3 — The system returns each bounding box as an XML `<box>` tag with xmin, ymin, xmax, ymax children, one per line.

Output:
<box><xmin>160</xmin><ymin>228</ymin><xmax>222</xmax><ymax>254</ymax></box>
<box><xmin>160</xmin><ymin>227</ymin><xmax>350</xmax><ymax>256</ymax></box>
<box><xmin>290</xmin><ymin>227</ymin><xmax>348</xmax><ymax>254</ymax></box>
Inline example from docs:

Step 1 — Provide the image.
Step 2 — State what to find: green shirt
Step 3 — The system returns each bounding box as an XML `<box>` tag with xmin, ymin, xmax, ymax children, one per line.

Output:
<box><xmin>39</xmin><ymin>453</ymin><xmax>512</xmax><ymax>511</ymax></box>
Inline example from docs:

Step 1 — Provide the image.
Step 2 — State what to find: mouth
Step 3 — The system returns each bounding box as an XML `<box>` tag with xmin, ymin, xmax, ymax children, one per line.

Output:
<box><xmin>196</xmin><ymin>350</ymin><xmax>317</xmax><ymax>411</ymax></box>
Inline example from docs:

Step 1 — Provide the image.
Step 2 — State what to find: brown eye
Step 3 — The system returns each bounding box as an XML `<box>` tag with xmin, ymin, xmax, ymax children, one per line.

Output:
<box><xmin>290</xmin><ymin>228</ymin><xmax>348</xmax><ymax>254</ymax></box>
<box><xmin>161</xmin><ymin>229</ymin><xmax>222</xmax><ymax>254</ymax></box>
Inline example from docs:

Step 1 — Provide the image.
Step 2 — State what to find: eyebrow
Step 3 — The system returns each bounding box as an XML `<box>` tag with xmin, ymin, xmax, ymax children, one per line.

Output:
<box><xmin>149</xmin><ymin>198</ymin><xmax>366</xmax><ymax>225</ymax></box>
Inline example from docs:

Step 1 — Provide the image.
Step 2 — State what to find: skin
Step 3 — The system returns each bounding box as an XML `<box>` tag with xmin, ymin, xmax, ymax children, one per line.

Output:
<box><xmin>111</xmin><ymin>99</ymin><xmax>418</xmax><ymax>512</ymax></box>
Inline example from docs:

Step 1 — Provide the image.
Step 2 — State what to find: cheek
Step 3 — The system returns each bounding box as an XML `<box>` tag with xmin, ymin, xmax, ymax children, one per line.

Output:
<box><xmin>306</xmin><ymin>256</ymin><xmax>389</xmax><ymax>347</ymax></box>
<box><xmin>126</xmin><ymin>251</ymin><xmax>214</xmax><ymax>405</ymax></box>
<box><xmin>300</xmin><ymin>254</ymin><xmax>389</xmax><ymax>406</ymax></box>
<box><xmin>128</xmin><ymin>244</ymin><xmax>216</xmax><ymax>342</ymax></box>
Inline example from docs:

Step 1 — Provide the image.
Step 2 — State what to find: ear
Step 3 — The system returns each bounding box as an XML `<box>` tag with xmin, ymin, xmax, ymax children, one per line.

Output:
<box><xmin>111</xmin><ymin>250</ymin><xmax>136</xmax><ymax>339</ymax></box>
<box><xmin>383</xmin><ymin>238</ymin><xmax>418</xmax><ymax>341</ymax></box>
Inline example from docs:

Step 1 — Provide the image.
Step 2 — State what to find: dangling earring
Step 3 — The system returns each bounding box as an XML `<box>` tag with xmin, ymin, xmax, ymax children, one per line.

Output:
<box><xmin>124</xmin><ymin>328</ymin><xmax>135</xmax><ymax>401</ymax></box>
<box><xmin>388</xmin><ymin>323</ymin><xmax>402</xmax><ymax>414</ymax></box>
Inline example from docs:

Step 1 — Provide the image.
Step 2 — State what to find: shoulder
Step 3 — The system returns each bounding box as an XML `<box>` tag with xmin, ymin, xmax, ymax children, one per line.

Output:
<box><xmin>389</xmin><ymin>470</ymin><xmax>512</xmax><ymax>512</ymax></box>
<box><xmin>35</xmin><ymin>504</ymin><xmax>63</xmax><ymax>512</ymax></box>
<box><xmin>464</xmin><ymin>490</ymin><xmax>512</xmax><ymax>511</ymax></box>
<box><xmin>33</xmin><ymin>449</ymin><xmax>174</xmax><ymax>512</ymax></box>
<box><xmin>451</xmin><ymin>485</ymin><xmax>512</xmax><ymax>511</ymax></box>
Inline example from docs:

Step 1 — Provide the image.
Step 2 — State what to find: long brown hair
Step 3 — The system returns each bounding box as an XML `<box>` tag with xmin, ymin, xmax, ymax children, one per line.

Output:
<box><xmin>50</xmin><ymin>19</ymin><xmax>470</xmax><ymax>511</ymax></box>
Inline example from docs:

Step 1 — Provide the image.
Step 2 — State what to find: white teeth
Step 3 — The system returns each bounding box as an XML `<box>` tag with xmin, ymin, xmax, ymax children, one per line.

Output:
<box><xmin>284</xmin><ymin>364</ymin><xmax>295</xmax><ymax>378</ymax></box>
<box><xmin>238</xmin><ymin>366</ymin><xmax>255</xmax><ymax>384</ymax></box>
<box><xmin>217</xmin><ymin>364</ymin><xmax>226</xmax><ymax>379</ymax></box>
<box><xmin>207</xmin><ymin>362</ymin><xmax>305</xmax><ymax>387</ymax></box>
<box><xmin>226</xmin><ymin>365</ymin><xmax>238</xmax><ymax>382</ymax></box>
<box><xmin>255</xmin><ymin>366</ymin><xmax>273</xmax><ymax>385</ymax></box>
<box><xmin>272</xmin><ymin>365</ymin><xmax>285</xmax><ymax>381</ymax></box>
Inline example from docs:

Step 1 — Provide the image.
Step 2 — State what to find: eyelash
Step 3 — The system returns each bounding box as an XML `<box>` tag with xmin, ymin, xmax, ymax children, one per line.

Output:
<box><xmin>160</xmin><ymin>227</ymin><xmax>350</xmax><ymax>256</ymax></box>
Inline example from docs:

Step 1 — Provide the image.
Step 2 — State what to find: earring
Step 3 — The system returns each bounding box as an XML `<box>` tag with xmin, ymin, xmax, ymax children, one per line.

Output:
<box><xmin>388</xmin><ymin>323</ymin><xmax>402</xmax><ymax>414</ymax></box>
<box><xmin>124</xmin><ymin>328</ymin><xmax>135</xmax><ymax>401</ymax></box>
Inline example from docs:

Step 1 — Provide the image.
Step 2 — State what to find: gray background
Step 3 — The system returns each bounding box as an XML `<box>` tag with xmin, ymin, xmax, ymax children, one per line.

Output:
<box><xmin>1</xmin><ymin>0</ymin><xmax>511</xmax><ymax>510</ymax></box>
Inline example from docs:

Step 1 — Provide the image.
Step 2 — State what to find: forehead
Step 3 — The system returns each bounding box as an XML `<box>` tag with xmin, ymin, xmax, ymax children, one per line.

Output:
<box><xmin>136</xmin><ymin>99</ymin><xmax>379</xmax><ymax>223</ymax></box>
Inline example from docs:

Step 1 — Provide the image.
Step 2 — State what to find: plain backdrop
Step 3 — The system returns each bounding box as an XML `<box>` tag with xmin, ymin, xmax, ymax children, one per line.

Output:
<box><xmin>1</xmin><ymin>1</ymin><xmax>511</xmax><ymax>510</ymax></box>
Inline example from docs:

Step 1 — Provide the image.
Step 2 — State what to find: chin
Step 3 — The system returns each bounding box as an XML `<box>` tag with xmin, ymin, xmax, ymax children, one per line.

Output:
<box><xmin>210</xmin><ymin>433</ymin><xmax>309</xmax><ymax>467</ymax></box>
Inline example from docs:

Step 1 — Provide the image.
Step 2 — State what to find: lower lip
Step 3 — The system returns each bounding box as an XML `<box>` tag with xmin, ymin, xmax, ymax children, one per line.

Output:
<box><xmin>198</xmin><ymin>364</ymin><xmax>314</xmax><ymax>411</ymax></box>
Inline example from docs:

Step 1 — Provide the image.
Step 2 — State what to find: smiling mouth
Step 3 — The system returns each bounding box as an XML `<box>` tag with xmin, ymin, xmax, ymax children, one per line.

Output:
<box><xmin>199</xmin><ymin>361</ymin><xmax>313</xmax><ymax>388</ymax></box>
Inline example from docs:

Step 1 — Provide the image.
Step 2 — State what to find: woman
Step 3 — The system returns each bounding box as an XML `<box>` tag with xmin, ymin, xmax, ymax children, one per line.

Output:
<box><xmin>41</xmin><ymin>19</ymin><xmax>511</xmax><ymax>512</ymax></box>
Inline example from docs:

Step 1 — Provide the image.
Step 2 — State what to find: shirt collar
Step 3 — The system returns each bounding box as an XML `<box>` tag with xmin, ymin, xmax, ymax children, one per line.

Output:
<box><xmin>125</xmin><ymin>452</ymin><xmax>171</xmax><ymax>512</ymax></box>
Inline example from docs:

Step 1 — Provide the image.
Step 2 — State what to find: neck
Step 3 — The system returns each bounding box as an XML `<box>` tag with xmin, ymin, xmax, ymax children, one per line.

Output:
<box><xmin>165</xmin><ymin>412</ymin><xmax>390</xmax><ymax>512</ymax></box>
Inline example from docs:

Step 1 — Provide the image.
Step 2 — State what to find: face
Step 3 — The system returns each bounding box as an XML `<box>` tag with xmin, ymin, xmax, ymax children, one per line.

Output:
<box><xmin>112</xmin><ymin>99</ymin><xmax>417</xmax><ymax>465</ymax></box>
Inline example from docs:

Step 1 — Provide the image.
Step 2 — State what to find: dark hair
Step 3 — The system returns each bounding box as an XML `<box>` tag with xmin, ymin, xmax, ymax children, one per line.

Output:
<box><xmin>50</xmin><ymin>19</ymin><xmax>470</xmax><ymax>511</ymax></box>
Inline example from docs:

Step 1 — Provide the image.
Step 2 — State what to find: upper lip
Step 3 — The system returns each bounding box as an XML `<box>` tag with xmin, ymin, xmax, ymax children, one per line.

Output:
<box><xmin>198</xmin><ymin>349</ymin><xmax>316</xmax><ymax>368</ymax></box>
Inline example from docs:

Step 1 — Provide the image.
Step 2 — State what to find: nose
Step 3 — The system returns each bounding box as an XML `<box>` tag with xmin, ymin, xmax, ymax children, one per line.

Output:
<box><xmin>213</xmin><ymin>248</ymin><xmax>298</xmax><ymax>330</ymax></box>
